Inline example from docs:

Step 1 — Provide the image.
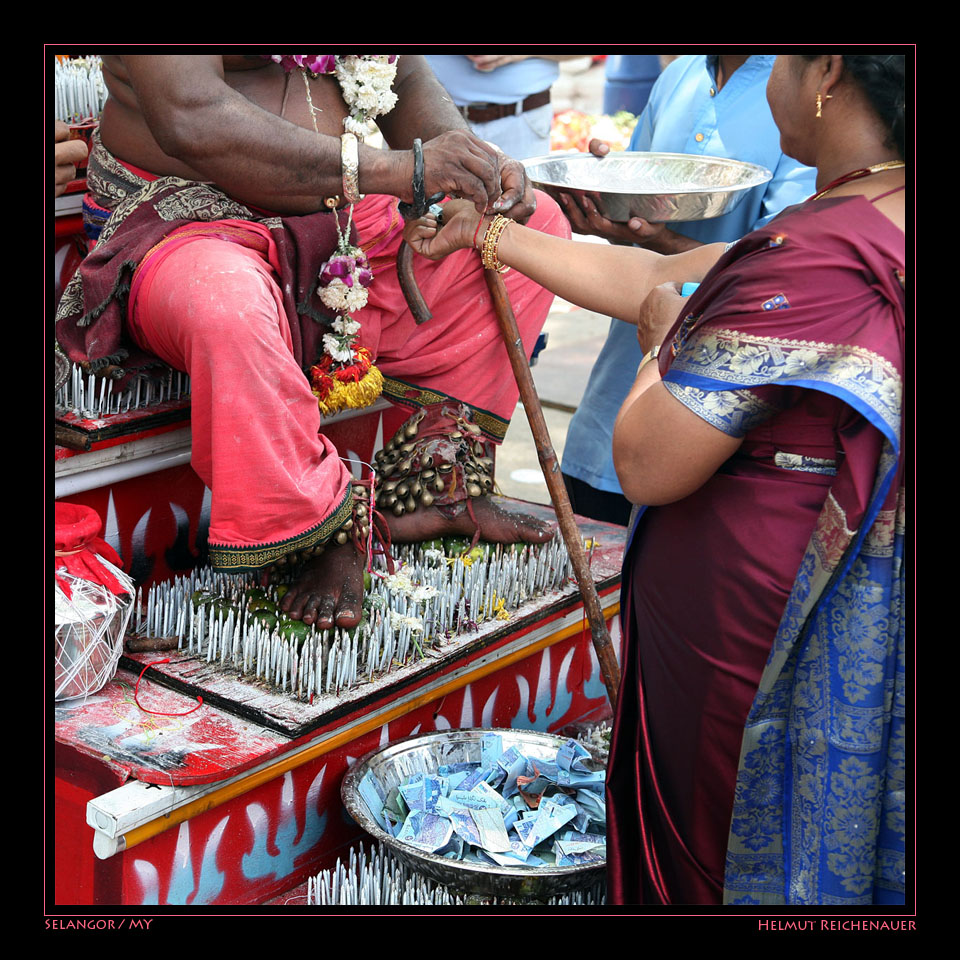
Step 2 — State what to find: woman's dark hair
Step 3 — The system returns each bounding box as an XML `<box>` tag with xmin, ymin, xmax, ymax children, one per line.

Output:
<box><xmin>804</xmin><ymin>54</ymin><xmax>906</xmax><ymax>159</ymax></box>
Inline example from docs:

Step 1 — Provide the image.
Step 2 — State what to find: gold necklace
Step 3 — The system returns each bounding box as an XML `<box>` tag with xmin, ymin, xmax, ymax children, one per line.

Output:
<box><xmin>810</xmin><ymin>160</ymin><xmax>906</xmax><ymax>201</ymax></box>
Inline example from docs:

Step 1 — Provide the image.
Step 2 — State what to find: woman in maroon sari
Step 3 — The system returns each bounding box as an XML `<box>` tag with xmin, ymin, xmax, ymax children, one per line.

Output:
<box><xmin>406</xmin><ymin>54</ymin><xmax>906</xmax><ymax>906</ymax></box>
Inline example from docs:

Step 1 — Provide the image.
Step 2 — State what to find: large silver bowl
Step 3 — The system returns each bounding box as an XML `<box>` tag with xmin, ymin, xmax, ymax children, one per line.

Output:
<box><xmin>525</xmin><ymin>151</ymin><xmax>772</xmax><ymax>223</ymax></box>
<box><xmin>341</xmin><ymin>728</ymin><xmax>606</xmax><ymax>899</ymax></box>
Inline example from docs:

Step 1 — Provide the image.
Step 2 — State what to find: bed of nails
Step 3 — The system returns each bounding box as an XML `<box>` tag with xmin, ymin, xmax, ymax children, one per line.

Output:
<box><xmin>128</xmin><ymin>537</ymin><xmax>573</xmax><ymax>702</ymax></box>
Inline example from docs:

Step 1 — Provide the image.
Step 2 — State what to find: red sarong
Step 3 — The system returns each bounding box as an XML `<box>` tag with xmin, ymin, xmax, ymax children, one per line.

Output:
<box><xmin>126</xmin><ymin>193</ymin><xmax>568</xmax><ymax>570</ymax></box>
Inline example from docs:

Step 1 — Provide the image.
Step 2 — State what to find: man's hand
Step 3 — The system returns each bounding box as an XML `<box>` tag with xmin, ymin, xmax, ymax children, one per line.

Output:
<box><xmin>420</xmin><ymin>132</ymin><xmax>536</xmax><ymax>221</ymax></box>
<box><xmin>467</xmin><ymin>54</ymin><xmax>531</xmax><ymax>72</ymax></box>
<box><xmin>493</xmin><ymin>154</ymin><xmax>536</xmax><ymax>223</ymax></box>
<box><xmin>558</xmin><ymin>138</ymin><xmax>699</xmax><ymax>253</ymax></box>
<box><xmin>466</xmin><ymin>54</ymin><xmax>583</xmax><ymax>70</ymax></box>
<box><xmin>54</xmin><ymin>120</ymin><xmax>88</xmax><ymax>198</ymax></box>
<box><xmin>636</xmin><ymin>282</ymin><xmax>685</xmax><ymax>355</ymax></box>
<box><xmin>558</xmin><ymin>138</ymin><xmax>665</xmax><ymax>244</ymax></box>
<box><xmin>421</xmin><ymin>130</ymin><xmax>503</xmax><ymax>214</ymax></box>
<box><xmin>559</xmin><ymin>190</ymin><xmax>667</xmax><ymax>245</ymax></box>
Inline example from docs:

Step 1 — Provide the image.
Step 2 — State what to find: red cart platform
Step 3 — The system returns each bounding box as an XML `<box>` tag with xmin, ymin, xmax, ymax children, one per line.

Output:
<box><xmin>54</xmin><ymin>372</ymin><xmax>624</xmax><ymax>906</ymax></box>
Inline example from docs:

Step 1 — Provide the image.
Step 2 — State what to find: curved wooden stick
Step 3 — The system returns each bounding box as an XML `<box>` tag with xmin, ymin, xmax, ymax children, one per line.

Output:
<box><xmin>483</xmin><ymin>268</ymin><xmax>621</xmax><ymax>707</ymax></box>
<box><xmin>396</xmin><ymin>241</ymin><xmax>433</xmax><ymax>324</ymax></box>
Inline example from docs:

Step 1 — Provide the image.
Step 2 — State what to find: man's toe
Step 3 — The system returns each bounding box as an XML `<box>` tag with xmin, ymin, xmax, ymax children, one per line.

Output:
<box><xmin>334</xmin><ymin>583</ymin><xmax>363</xmax><ymax>628</ymax></box>
<box><xmin>314</xmin><ymin>595</ymin><xmax>337</xmax><ymax>629</ymax></box>
<box><xmin>283</xmin><ymin>589</ymin><xmax>306</xmax><ymax>621</ymax></box>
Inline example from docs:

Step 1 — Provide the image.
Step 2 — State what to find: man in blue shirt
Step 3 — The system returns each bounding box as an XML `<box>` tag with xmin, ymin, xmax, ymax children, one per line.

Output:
<box><xmin>426</xmin><ymin>55</ymin><xmax>577</xmax><ymax>159</ymax></box>
<box><xmin>559</xmin><ymin>54</ymin><xmax>817</xmax><ymax>523</ymax></box>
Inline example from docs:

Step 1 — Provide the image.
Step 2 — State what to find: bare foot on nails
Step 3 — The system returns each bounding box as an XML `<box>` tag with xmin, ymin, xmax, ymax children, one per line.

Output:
<box><xmin>387</xmin><ymin>496</ymin><xmax>556</xmax><ymax>545</ymax></box>
<box><xmin>280</xmin><ymin>539</ymin><xmax>365</xmax><ymax>628</ymax></box>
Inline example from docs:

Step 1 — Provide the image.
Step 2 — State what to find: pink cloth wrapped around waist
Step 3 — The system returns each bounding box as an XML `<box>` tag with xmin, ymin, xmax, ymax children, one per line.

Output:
<box><xmin>124</xmin><ymin>187</ymin><xmax>567</xmax><ymax>569</ymax></box>
<box><xmin>130</xmin><ymin>190</ymin><xmax>565</xmax><ymax>431</ymax></box>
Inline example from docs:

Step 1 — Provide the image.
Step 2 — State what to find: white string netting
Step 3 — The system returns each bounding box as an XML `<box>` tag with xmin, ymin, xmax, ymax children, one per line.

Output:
<box><xmin>54</xmin><ymin>554</ymin><xmax>135</xmax><ymax>702</ymax></box>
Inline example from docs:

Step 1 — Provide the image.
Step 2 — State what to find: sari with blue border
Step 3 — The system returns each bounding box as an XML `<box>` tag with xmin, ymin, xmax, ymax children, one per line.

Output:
<box><xmin>609</xmin><ymin>195</ymin><xmax>905</xmax><ymax>905</ymax></box>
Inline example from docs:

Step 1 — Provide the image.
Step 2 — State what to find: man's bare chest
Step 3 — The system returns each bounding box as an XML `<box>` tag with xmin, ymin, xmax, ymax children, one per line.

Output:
<box><xmin>225</xmin><ymin>62</ymin><xmax>350</xmax><ymax>137</ymax></box>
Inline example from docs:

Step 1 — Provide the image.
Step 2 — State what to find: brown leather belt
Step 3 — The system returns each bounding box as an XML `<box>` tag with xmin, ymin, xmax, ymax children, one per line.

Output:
<box><xmin>460</xmin><ymin>89</ymin><xmax>551</xmax><ymax>124</ymax></box>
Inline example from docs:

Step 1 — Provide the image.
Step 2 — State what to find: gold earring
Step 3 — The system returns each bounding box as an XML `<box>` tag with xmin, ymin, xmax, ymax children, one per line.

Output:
<box><xmin>816</xmin><ymin>92</ymin><xmax>833</xmax><ymax>118</ymax></box>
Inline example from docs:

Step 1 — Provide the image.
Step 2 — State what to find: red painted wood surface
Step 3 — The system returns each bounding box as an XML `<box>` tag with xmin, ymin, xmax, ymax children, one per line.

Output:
<box><xmin>54</xmin><ymin>378</ymin><xmax>622</xmax><ymax>903</ymax></box>
<box><xmin>55</xmin><ymin>672</ymin><xmax>291</xmax><ymax>786</ymax></box>
<box><xmin>56</xmin><ymin>399</ymin><xmax>191</xmax><ymax>446</ymax></box>
<box><xmin>106</xmin><ymin>613</ymin><xmax>620</xmax><ymax>906</ymax></box>
<box><xmin>61</xmin><ymin>464</ymin><xmax>211</xmax><ymax>589</ymax></box>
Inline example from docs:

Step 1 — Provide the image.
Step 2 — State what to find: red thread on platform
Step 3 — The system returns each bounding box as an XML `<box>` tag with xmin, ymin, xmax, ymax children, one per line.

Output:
<box><xmin>135</xmin><ymin>658</ymin><xmax>204</xmax><ymax>716</ymax></box>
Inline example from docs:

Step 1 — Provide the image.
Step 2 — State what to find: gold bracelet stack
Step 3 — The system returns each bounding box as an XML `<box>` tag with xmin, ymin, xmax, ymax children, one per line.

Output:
<box><xmin>480</xmin><ymin>214</ymin><xmax>511</xmax><ymax>274</ymax></box>
<box><xmin>340</xmin><ymin>132</ymin><xmax>361</xmax><ymax>204</ymax></box>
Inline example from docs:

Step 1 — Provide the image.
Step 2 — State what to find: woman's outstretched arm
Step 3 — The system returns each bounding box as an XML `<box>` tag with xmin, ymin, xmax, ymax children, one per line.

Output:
<box><xmin>404</xmin><ymin>200</ymin><xmax>726</xmax><ymax>322</ymax></box>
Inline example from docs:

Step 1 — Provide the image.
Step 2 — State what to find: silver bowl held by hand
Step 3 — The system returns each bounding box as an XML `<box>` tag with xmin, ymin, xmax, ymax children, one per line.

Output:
<box><xmin>525</xmin><ymin>151</ymin><xmax>773</xmax><ymax>223</ymax></box>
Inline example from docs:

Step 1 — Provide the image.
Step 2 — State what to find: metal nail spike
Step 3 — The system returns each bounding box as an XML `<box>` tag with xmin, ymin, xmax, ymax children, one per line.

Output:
<box><xmin>304</xmin><ymin>842</ymin><xmax>601</xmax><ymax>906</ymax></box>
<box><xmin>146</xmin><ymin>588</ymin><xmax>155</xmax><ymax>638</ymax></box>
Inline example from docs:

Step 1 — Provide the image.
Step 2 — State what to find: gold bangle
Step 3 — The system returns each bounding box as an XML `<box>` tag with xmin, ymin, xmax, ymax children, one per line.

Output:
<box><xmin>636</xmin><ymin>344</ymin><xmax>661</xmax><ymax>375</ymax></box>
<box><xmin>340</xmin><ymin>132</ymin><xmax>361</xmax><ymax>204</ymax></box>
<box><xmin>480</xmin><ymin>214</ymin><xmax>511</xmax><ymax>273</ymax></box>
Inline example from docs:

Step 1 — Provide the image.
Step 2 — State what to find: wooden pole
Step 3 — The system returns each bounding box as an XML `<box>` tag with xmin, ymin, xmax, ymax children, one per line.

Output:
<box><xmin>484</xmin><ymin>269</ymin><xmax>621</xmax><ymax>707</ymax></box>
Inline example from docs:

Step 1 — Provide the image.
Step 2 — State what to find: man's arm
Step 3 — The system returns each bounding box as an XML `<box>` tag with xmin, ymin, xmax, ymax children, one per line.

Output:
<box><xmin>119</xmin><ymin>55</ymin><xmax>504</xmax><ymax>215</ymax></box>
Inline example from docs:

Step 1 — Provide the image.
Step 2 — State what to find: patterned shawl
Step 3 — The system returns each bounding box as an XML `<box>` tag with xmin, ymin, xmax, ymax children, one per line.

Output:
<box><xmin>55</xmin><ymin>133</ymin><xmax>344</xmax><ymax>382</ymax></box>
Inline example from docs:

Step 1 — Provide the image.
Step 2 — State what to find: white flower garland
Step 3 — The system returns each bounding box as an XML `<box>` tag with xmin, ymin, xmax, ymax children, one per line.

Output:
<box><xmin>268</xmin><ymin>55</ymin><xmax>399</xmax><ymax>381</ymax></box>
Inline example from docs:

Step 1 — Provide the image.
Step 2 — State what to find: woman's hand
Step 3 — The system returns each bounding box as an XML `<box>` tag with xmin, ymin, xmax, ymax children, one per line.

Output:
<box><xmin>403</xmin><ymin>198</ymin><xmax>482</xmax><ymax>261</ymax></box>
<box><xmin>636</xmin><ymin>282</ymin><xmax>685</xmax><ymax>355</ymax></box>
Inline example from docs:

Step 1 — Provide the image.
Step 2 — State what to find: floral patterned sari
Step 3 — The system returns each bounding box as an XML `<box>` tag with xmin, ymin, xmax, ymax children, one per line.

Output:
<box><xmin>606</xmin><ymin>195</ymin><xmax>905</xmax><ymax>905</ymax></box>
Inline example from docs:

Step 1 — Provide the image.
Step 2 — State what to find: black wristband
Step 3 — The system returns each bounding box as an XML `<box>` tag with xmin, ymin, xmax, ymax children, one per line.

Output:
<box><xmin>397</xmin><ymin>138</ymin><xmax>444</xmax><ymax>222</ymax></box>
<box><xmin>412</xmin><ymin>137</ymin><xmax>425</xmax><ymax>214</ymax></box>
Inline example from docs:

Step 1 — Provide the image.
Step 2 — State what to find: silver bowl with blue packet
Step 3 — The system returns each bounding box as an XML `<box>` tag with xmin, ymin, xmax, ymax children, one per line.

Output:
<box><xmin>341</xmin><ymin>727</ymin><xmax>606</xmax><ymax>899</ymax></box>
<box><xmin>524</xmin><ymin>151</ymin><xmax>772</xmax><ymax>223</ymax></box>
